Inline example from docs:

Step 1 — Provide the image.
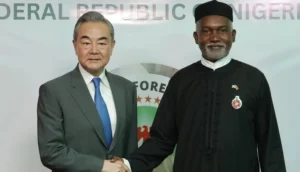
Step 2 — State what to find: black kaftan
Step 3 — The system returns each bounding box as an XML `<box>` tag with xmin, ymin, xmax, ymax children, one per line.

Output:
<box><xmin>128</xmin><ymin>59</ymin><xmax>286</xmax><ymax>172</ymax></box>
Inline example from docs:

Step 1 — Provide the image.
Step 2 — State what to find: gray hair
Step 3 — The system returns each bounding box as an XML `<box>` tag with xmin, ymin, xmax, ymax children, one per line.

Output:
<box><xmin>73</xmin><ymin>11</ymin><xmax>115</xmax><ymax>41</ymax></box>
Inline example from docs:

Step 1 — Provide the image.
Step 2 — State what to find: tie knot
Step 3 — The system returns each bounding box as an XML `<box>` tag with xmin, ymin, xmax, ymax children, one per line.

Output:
<box><xmin>92</xmin><ymin>77</ymin><xmax>101</xmax><ymax>88</ymax></box>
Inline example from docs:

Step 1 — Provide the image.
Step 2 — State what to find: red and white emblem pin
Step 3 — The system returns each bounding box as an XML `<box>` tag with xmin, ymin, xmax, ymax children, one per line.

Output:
<box><xmin>232</xmin><ymin>96</ymin><xmax>242</xmax><ymax>109</ymax></box>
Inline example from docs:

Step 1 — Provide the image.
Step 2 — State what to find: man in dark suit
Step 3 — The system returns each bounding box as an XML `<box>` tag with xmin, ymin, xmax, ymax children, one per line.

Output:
<box><xmin>37</xmin><ymin>11</ymin><xmax>137</xmax><ymax>172</ymax></box>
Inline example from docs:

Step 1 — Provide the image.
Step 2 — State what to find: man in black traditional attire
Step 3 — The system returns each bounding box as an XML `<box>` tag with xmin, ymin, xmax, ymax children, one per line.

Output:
<box><xmin>112</xmin><ymin>0</ymin><xmax>286</xmax><ymax>171</ymax></box>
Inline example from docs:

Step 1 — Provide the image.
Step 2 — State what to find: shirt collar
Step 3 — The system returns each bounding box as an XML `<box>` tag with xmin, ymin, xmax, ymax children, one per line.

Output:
<box><xmin>78</xmin><ymin>63</ymin><xmax>109</xmax><ymax>88</ymax></box>
<box><xmin>200</xmin><ymin>55</ymin><xmax>231</xmax><ymax>70</ymax></box>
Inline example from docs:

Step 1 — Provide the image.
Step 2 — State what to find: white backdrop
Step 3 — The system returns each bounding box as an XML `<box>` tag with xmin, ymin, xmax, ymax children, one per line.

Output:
<box><xmin>0</xmin><ymin>0</ymin><xmax>299</xmax><ymax>171</ymax></box>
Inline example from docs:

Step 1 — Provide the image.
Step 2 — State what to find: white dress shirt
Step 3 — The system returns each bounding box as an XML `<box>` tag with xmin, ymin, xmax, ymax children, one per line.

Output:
<box><xmin>78</xmin><ymin>64</ymin><xmax>131</xmax><ymax>170</ymax></box>
<box><xmin>200</xmin><ymin>55</ymin><xmax>231</xmax><ymax>70</ymax></box>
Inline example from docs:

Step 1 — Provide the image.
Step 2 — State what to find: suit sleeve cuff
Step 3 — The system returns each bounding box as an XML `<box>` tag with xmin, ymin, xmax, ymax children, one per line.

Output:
<box><xmin>123</xmin><ymin>158</ymin><xmax>131</xmax><ymax>171</ymax></box>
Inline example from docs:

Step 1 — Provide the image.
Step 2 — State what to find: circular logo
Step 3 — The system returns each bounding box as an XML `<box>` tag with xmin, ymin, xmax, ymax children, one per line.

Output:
<box><xmin>110</xmin><ymin>63</ymin><xmax>178</xmax><ymax>145</ymax></box>
<box><xmin>111</xmin><ymin>63</ymin><xmax>178</xmax><ymax>171</ymax></box>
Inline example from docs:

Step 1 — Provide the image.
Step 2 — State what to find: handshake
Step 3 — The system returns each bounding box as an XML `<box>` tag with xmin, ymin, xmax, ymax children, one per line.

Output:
<box><xmin>102</xmin><ymin>156</ymin><xmax>130</xmax><ymax>172</ymax></box>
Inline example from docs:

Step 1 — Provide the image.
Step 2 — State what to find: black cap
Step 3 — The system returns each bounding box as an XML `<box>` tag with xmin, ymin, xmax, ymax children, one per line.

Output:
<box><xmin>194</xmin><ymin>0</ymin><xmax>233</xmax><ymax>22</ymax></box>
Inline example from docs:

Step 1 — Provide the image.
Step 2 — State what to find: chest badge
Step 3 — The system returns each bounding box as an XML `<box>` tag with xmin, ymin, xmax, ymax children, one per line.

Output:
<box><xmin>232</xmin><ymin>84</ymin><xmax>239</xmax><ymax>90</ymax></box>
<box><xmin>232</xmin><ymin>96</ymin><xmax>242</xmax><ymax>109</ymax></box>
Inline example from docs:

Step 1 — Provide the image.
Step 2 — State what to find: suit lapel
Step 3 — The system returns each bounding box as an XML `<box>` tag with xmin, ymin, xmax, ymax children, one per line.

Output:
<box><xmin>106</xmin><ymin>71</ymin><xmax>126</xmax><ymax>152</ymax></box>
<box><xmin>68</xmin><ymin>66</ymin><xmax>107</xmax><ymax>146</ymax></box>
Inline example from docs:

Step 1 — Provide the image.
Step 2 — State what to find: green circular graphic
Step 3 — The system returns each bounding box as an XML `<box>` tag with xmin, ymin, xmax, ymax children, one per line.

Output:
<box><xmin>110</xmin><ymin>63</ymin><xmax>178</xmax><ymax>172</ymax></box>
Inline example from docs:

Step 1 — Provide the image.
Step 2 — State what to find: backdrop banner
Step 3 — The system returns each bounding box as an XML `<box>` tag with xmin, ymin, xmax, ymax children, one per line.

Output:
<box><xmin>0</xmin><ymin>0</ymin><xmax>299</xmax><ymax>171</ymax></box>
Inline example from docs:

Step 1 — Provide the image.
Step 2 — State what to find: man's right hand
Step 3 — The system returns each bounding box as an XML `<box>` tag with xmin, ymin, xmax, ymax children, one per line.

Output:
<box><xmin>110</xmin><ymin>157</ymin><xmax>130</xmax><ymax>172</ymax></box>
<box><xmin>102</xmin><ymin>160</ymin><xmax>126</xmax><ymax>172</ymax></box>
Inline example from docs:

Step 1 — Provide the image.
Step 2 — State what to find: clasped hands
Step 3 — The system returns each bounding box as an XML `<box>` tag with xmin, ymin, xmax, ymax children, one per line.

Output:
<box><xmin>102</xmin><ymin>156</ymin><xmax>130</xmax><ymax>172</ymax></box>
